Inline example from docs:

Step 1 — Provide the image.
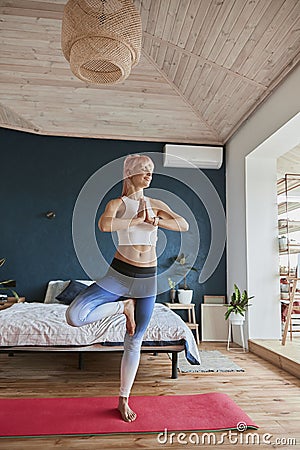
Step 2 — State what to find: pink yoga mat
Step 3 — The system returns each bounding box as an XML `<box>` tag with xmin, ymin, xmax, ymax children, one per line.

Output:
<box><xmin>0</xmin><ymin>392</ymin><xmax>258</xmax><ymax>437</ymax></box>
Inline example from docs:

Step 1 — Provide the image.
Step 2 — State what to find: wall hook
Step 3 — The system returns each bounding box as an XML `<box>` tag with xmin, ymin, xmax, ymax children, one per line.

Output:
<box><xmin>46</xmin><ymin>211</ymin><xmax>56</xmax><ymax>219</ymax></box>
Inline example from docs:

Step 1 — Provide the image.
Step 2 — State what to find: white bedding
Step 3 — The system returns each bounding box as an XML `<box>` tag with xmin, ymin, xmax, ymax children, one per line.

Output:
<box><xmin>0</xmin><ymin>302</ymin><xmax>200</xmax><ymax>364</ymax></box>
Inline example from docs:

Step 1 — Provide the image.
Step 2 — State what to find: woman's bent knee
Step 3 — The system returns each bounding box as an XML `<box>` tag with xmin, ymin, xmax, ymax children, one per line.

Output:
<box><xmin>65</xmin><ymin>306</ymin><xmax>83</xmax><ymax>327</ymax></box>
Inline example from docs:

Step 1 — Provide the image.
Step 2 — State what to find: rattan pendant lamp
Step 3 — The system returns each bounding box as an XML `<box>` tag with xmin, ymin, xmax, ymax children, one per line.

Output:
<box><xmin>61</xmin><ymin>0</ymin><xmax>142</xmax><ymax>85</ymax></box>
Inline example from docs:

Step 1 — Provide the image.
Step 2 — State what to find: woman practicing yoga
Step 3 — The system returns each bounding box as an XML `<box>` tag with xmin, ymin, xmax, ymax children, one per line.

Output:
<box><xmin>66</xmin><ymin>154</ymin><xmax>189</xmax><ymax>422</ymax></box>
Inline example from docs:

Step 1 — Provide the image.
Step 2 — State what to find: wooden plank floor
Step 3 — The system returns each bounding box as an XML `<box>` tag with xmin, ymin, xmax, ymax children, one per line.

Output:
<box><xmin>0</xmin><ymin>342</ymin><xmax>299</xmax><ymax>449</ymax></box>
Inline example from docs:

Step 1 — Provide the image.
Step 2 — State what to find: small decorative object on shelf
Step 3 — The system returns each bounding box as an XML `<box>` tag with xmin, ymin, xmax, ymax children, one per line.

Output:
<box><xmin>0</xmin><ymin>294</ymin><xmax>8</xmax><ymax>304</ymax></box>
<box><xmin>280</xmin><ymin>277</ymin><xmax>290</xmax><ymax>300</ymax></box>
<box><xmin>177</xmin><ymin>289</ymin><xmax>193</xmax><ymax>304</ymax></box>
<box><xmin>278</xmin><ymin>236</ymin><xmax>288</xmax><ymax>252</ymax></box>
<box><xmin>170</xmin><ymin>253</ymin><xmax>198</xmax><ymax>305</ymax></box>
<box><xmin>280</xmin><ymin>265</ymin><xmax>289</xmax><ymax>275</ymax></box>
<box><xmin>0</xmin><ymin>258</ymin><xmax>19</xmax><ymax>301</ymax></box>
<box><xmin>168</xmin><ymin>278</ymin><xmax>176</xmax><ymax>303</ymax></box>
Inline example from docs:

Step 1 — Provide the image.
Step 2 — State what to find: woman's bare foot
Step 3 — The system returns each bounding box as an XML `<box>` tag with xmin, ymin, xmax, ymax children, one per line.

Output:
<box><xmin>123</xmin><ymin>299</ymin><xmax>136</xmax><ymax>336</ymax></box>
<box><xmin>118</xmin><ymin>396</ymin><xmax>137</xmax><ymax>422</ymax></box>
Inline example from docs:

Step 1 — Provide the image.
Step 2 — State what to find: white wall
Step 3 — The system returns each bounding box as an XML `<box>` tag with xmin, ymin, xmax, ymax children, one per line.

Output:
<box><xmin>226</xmin><ymin>64</ymin><xmax>300</xmax><ymax>344</ymax></box>
<box><xmin>245</xmin><ymin>157</ymin><xmax>281</xmax><ymax>339</ymax></box>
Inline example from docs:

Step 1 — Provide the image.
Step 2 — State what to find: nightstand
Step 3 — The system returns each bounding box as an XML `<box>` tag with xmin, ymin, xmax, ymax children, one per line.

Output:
<box><xmin>164</xmin><ymin>302</ymin><xmax>200</xmax><ymax>345</ymax></box>
<box><xmin>0</xmin><ymin>297</ymin><xmax>25</xmax><ymax>311</ymax></box>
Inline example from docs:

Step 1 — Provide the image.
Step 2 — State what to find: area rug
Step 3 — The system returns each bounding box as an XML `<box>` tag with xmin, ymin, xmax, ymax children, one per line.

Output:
<box><xmin>175</xmin><ymin>350</ymin><xmax>245</xmax><ymax>373</ymax></box>
<box><xmin>0</xmin><ymin>393</ymin><xmax>258</xmax><ymax>437</ymax></box>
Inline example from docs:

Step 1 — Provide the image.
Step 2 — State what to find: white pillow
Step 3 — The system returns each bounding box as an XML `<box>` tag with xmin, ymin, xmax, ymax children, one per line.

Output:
<box><xmin>44</xmin><ymin>280</ymin><xmax>94</xmax><ymax>304</ymax></box>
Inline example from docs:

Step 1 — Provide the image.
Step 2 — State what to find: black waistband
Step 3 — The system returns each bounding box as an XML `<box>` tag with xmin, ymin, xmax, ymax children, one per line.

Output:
<box><xmin>110</xmin><ymin>258</ymin><xmax>157</xmax><ymax>275</ymax></box>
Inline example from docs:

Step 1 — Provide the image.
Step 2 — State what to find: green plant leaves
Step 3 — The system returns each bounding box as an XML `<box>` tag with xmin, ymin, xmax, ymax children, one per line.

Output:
<box><xmin>234</xmin><ymin>284</ymin><xmax>241</xmax><ymax>302</ymax></box>
<box><xmin>225</xmin><ymin>284</ymin><xmax>254</xmax><ymax>320</ymax></box>
<box><xmin>0</xmin><ymin>279</ymin><xmax>16</xmax><ymax>287</ymax></box>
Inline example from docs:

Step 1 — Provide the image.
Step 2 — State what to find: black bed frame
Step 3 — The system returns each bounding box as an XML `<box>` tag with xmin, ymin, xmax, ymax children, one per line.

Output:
<box><xmin>1</xmin><ymin>344</ymin><xmax>183</xmax><ymax>379</ymax></box>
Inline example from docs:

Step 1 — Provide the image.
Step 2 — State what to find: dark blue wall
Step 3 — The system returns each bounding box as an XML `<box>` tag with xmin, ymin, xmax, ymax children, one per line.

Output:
<box><xmin>0</xmin><ymin>127</ymin><xmax>226</xmax><ymax>325</ymax></box>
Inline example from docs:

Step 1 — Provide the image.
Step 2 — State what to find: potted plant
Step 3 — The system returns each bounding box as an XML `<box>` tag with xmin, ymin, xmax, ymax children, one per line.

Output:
<box><xmin>225</xmin><ymin>284</ymin><xmax>253</xmax><ymax>324</ymax></box>
<box><xmin>168</xmin><ymin>277</ymin><xmax>176</xmax><ymax>303</ymax></box>
<box><xmin>172</xmin><ymin>253</ymin><xmax>198</xmax><ymax>304</ymax></box>
<box><xmin>0</xmin><ymin>258</ymin><xmax>19</xmax><ymax>301</ymax></box>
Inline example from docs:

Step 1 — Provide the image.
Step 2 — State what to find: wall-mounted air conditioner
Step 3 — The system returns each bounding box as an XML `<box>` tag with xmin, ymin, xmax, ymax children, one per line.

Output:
<box><xmin>163</xmin><ymin>144</ymin><xmax>223</xmax><ymax>169</ymax></box>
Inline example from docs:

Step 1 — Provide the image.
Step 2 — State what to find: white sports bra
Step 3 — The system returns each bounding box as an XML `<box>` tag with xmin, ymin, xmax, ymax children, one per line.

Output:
<box><xmin>117</xmin><ymin>196</ymin><xmax>158</xmax><ymax>246</ymax></box>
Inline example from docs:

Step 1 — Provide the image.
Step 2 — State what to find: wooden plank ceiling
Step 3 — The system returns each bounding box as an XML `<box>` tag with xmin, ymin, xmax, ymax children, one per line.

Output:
<box><xmin>0</xmin><ymin>0</ymin><xmax>299</xmax><ymax>144</ymax></box>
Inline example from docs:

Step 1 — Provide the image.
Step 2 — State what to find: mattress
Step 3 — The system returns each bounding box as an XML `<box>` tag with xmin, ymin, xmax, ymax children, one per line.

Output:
<box><xmin>0</xmin><ymin>302</ymin><xmax>200</xmax><ymax>365</ymax></box>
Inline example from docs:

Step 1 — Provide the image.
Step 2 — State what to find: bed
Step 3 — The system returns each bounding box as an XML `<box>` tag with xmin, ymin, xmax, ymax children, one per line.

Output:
<box><xmin>0</xmin><ymin>280</ymin><xmax>201</xmax><ymax>378</ymax></box>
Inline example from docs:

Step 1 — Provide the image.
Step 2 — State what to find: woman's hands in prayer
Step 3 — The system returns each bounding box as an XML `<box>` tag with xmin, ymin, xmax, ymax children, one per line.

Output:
<box><xmin>136</xmin><ymin>198</ymin><xmax>157</xmax><ymax>225</ymax></box>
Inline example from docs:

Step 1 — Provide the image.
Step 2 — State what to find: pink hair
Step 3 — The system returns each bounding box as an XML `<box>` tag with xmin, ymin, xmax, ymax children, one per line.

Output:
<box><xmin>122</xmin><ymin>154</ymin><xmax>154</xmax><ymax>196</ymax></box>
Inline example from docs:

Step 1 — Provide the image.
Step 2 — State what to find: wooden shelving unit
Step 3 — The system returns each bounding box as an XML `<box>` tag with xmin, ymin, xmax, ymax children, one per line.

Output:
<box><xmin>164</xmin><ymin>302</ymin><xmax>200</xmax><ymax>345</ymax></box>
<box><xmin>278</xmin><ymin>220</ymin><xmax>300</xmax><ymax>235</ymax></box>
<box><xmin>277</xmin><ymin>174</ymin><xmax>300</xmax><ymax>345</ymax></box>
<box><xmin>277</xmin><ymin>177</ymin><xmax>300</xmax><ymax>195</ymax></box>
<box><xmin>279</xmin><ymin>244</ymin><xmax>300</xmax><ymax>255</ymax></box>
<box><xmin>278</xmin><ymin>201</ymin><xmax>300</xmax><ymax>216</ymax></box>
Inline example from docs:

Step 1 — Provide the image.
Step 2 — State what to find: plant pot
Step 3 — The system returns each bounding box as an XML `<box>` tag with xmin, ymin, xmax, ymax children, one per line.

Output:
<box><xmin>169</xmin><ymin>289</ymin><xmax>176</xmax><ymax>303</ymax></box>
<box><xmin>229</xmin><ymin>312</ymin><xmax>245</xmax><ymax>325</ymax></box>
<box><xmin>177</xmin><ymin>289</ymin><xmax>193</xmax><ymax>304</ymax></box>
